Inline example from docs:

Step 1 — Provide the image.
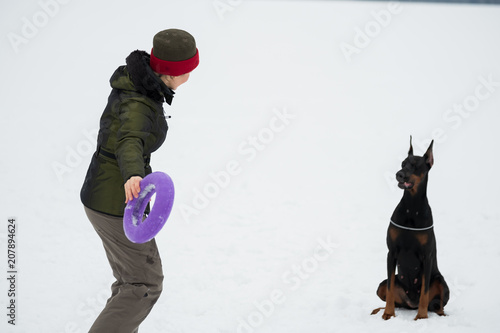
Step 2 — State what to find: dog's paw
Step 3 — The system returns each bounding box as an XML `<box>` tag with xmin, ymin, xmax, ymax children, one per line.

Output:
<box><xmin>435</xmin><ymin>309</ymin><xmax>446</xmax><ymax>317</ymax></box>
<box><xmin>382</xmin><ymin>311</ymin><xmax>395</xmax><ymax>320</ymax></box>
<box><xmin>414</xmin><ymin>313</ymin><xmax>428</xmax><ymax>321</ymax></box>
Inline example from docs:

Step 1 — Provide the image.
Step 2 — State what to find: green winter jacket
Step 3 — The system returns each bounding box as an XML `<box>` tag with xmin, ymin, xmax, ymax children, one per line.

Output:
<box><xmin>81</xmin><ymin>50</ymin><xmax>174</xmax><ymax>216</ymax></box>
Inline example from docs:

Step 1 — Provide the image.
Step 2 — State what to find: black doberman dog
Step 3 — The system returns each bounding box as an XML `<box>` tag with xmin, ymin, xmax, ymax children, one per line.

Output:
<box><xmin>372</xmin><ymin>137</ymin><xmax>449</xmax><ymax>320</ymax></box>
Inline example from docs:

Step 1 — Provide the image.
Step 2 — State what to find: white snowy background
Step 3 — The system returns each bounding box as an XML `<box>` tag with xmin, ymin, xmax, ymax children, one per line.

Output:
<box><xmin>1</xmin><ymin>0</ymin><xmax>500</xmax><ymax>332</ymax></box>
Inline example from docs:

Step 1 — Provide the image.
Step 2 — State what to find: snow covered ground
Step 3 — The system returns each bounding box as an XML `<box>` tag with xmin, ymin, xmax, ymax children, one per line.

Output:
<box><xmin>1</xmin><ymin>0</ymin><xmax>500</xmax><ymax>332</ymax></box>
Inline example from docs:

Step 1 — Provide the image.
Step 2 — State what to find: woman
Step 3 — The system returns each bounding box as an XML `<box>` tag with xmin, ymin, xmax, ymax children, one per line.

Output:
<box><xmin>80</xmin><ymin>29</ymin><xmax>199</xmax><ymax>332</ymax></box>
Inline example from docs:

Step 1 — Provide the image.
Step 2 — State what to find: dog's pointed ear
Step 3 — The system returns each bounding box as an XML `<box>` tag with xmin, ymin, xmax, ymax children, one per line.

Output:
<box><xmin>425</xmin><ymin>140</ymin><xmax>434</xmax><ymax>168</ymax></box>
<box><xmin>408</xmin><ymin>135</ymin><xmax>414</xmax><ymax>156</ymax></box>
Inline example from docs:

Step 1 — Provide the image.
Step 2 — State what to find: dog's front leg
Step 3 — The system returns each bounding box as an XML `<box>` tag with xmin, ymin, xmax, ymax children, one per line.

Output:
<box><xmin>415</xmin><ymin>256</ymin><xmax>432</xmax><ymax>320</ymax></box>
<box><xmin>382</xmin><ymin>252</ymin><xmax>397</xmax><ymax>320</ymax></box>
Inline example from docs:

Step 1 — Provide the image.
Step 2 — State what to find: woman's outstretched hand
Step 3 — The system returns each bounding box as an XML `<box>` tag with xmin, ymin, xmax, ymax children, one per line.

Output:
<box><xmin>124</xmin><ymin>176</ymin><xmax>143</xmax><ymax>203</ymax></box>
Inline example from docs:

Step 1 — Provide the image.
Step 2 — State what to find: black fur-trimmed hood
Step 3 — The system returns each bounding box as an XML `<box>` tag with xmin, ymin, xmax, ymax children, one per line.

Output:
<box><xmin>123</xmin><ymin>50</ymin><xmax>174</xmax><ymax>105</ymax></box>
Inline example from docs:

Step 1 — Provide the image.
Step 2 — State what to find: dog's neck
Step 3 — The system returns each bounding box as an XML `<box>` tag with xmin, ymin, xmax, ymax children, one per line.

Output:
<box><xmin>393</xmin><ymin>175</ymin><xmax>432</xmax><ymax>227</ymax></box>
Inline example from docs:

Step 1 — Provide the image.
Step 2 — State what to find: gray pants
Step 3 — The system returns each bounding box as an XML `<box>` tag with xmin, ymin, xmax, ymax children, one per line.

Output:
<box><xmin>84</xmin><ymin>206</ymin><xmax>164</xmax><ymax>333</ymax></box>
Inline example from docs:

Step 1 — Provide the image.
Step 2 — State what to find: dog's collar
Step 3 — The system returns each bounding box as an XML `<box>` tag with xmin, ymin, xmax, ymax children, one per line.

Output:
<box><xmin>390</xmin><ymin>220</ymin><xmax>434</xmax><ymax>231</ymax></box>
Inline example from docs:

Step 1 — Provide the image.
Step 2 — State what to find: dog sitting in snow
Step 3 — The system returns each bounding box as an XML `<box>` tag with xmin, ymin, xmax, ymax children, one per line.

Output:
<box><xmin>372</xmin><ymin>137</ymin><xmax>449</xmax><ymax>320</ymax></box>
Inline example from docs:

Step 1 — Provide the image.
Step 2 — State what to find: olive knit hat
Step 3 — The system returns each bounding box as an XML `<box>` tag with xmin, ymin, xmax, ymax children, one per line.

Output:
<box><xmin>150</xmin><ymin>29</ymin><xmax>199</xmax><ymax>76</ymax></box>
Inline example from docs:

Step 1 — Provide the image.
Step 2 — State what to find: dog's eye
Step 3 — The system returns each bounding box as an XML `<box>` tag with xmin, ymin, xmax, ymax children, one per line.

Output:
<box><xmin>402</xmin><ymin>161</ymin><xmax>407</xmax><ymax>168</ymax></box>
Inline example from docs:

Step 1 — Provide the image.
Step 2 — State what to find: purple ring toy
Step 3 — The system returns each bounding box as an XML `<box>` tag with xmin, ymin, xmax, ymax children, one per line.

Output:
<box><xmin>123</xmin><ymin>172</ymin><xmax>175</xmax><ymax>244</ymax></box>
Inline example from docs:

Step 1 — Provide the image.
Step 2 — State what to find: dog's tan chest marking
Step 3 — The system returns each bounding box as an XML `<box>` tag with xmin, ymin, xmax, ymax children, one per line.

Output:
<box><xmin>415</xmin><ymin>233</ymin><xmax>428</xmax><ymax>246</ymax></box>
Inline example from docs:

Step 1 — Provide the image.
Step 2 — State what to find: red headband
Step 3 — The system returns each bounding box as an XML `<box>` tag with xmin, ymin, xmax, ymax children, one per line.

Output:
<box><xmin>150</xmin><ymin>48</ymin><xmax>199</xmax><ymax>76</ymax></box>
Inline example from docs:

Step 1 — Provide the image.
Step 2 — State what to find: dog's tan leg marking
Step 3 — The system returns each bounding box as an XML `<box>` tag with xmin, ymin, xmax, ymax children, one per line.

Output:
<box><xmin>382</xmin><ymin>272</ymin><xmax>396</xmax><ymax>320</ymax></box>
